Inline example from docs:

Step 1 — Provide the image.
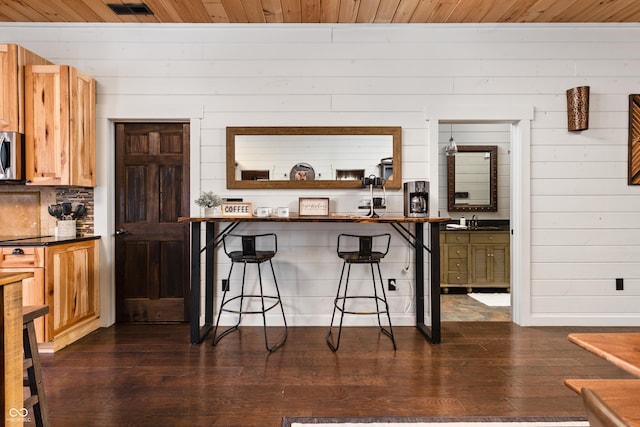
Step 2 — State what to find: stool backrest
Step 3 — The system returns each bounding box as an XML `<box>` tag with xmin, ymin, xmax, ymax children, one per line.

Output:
<box><xmin>242</xmin><ymin>236</ymin><xmax>256</xmax><ymax>256</ymax></box>
<box><xmin>337</xmin><ymin>233</ymin><xmax>391</xmax><ymax>257</ymax></box>
<box><xmin>223</xmin><ymin>233</ymin><xmax>278</xmax><ymax>258</ymax></box>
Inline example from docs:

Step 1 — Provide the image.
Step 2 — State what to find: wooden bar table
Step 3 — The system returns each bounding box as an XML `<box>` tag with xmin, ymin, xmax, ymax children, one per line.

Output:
<box><xmin>1</xmin><ymin>271</ymin><xmax>32</xmax><ymax>427</ymax></box>
<box><xmin>179</xmin><ymin>214</ymin><xmax>449</xmax><ymax>345</ymax></box>
<box><xmin>564</xmin><ymin>378</ymin><xmax>640</xmax><ymax>426</ymax></box>
<box><xmin>568</xmin><ymin>332</ymin><xmax>640</xmax><ymax>377</ymax></box>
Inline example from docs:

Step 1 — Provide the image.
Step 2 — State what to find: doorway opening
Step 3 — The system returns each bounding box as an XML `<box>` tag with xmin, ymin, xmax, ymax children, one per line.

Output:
<box><xmin>438</xmin><ymin>121</ymin><xmax>512</xmax><ymax>322</ymax></box>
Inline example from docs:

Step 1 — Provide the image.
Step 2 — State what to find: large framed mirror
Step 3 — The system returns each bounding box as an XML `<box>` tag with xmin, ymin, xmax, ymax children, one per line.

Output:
<box><xmin>447</xmin><ymin>145</ymin><xmax>498</xmax><ymax>212</ymax></box>
<box><xmin>226</xmin><ymin>126</ymin><xmax>402</xmax><ymax>189</ymax></box>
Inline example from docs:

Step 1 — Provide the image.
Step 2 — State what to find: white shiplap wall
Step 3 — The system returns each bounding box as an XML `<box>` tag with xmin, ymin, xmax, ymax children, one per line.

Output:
<box><xmin>2</xmin><ymin>23</ymin><xmax>640</xmax><ymax>327</ymax></box>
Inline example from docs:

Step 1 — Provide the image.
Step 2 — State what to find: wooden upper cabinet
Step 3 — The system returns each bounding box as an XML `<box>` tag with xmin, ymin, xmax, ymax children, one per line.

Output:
<box><xmin>25</xmin><ymin>64</ymin><xmax>96</xmax><ymax>187</ymax></box>
<box><xmin>70</xmin><ymin>67</ymin><xmax>96</xmax><ymax>187</ymax></box>
<box><xmin>0</xmin><ymin>44</ymin><xmax>50</xmax><ymax>133</ymax></box>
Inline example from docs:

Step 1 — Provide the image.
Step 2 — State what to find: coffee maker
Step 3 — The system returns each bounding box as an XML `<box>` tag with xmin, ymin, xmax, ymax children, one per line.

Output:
<box><xmin>404</xmin><ymin>181</ymin><xmax>429</xmax><ymax>217</ymax></box>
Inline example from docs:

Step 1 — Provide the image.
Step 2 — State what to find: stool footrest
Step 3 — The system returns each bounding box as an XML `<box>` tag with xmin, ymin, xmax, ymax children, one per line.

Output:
<box><xmin>220</xmin><ymin>294</ymin><xmax>283</xmax><ymax>315</ymax></box>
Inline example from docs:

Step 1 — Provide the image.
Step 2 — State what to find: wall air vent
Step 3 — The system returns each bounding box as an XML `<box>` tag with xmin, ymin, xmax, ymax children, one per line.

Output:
<box><xmin>107</xmin><ymin>3</ymin><xmax>154</xmax><ymax>15</ymax></box>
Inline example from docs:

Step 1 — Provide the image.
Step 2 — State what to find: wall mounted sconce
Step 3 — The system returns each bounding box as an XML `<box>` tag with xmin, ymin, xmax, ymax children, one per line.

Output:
<box><xmin>566</xmin><ymin>86</ymin><xmax>590</xmax><ymax>131</ymax></box>
<box><xmin>445</xmin><ymin>124</ymin><xmax>457</xmax><ymax>156</ymax></box>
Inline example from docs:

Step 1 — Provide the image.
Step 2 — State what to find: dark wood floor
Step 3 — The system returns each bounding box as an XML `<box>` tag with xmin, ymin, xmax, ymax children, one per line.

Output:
<box><xmin>37</xmin><ymin>322</ymin><xmax>639</xmax><ymax>427</ymax></box>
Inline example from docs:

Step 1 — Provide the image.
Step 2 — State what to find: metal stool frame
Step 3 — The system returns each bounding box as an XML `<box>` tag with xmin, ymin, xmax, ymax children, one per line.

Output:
<box><xmin>327</xmin><ymin>233</ymin><xmax>396</xmax><ymax>351</ymax></box>
<box><xmin>212</xmin><ymin>233</ymin><xmax>288</xmax><ymax>352</ymax></box>
<box><xmin>23</xmin><ymin>305</ymin><xmax>50</xmax><ymax>427</ymax></box>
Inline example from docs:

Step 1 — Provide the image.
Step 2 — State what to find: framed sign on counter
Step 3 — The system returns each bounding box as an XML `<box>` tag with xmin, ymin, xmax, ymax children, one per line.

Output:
<box><xmin>298</xmin><ymin>198</ymin><xmax>329</xmax><ymax>216</ymax></box>
<box><xmin>221</xmin><ymin>202</ymin><xmax>253</xmax><ymax>217</ymax></box>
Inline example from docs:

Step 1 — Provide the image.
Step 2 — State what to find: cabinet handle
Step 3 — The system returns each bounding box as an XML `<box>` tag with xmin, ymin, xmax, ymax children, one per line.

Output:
<box><xmin>11</xmin><ymin>248</ymin><xmax>24</xmax><ymax>255</ymax></box>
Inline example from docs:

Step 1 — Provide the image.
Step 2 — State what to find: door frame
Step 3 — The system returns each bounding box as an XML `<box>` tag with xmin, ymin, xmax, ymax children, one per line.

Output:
<box><xmin>427</xmin><ymin>104</ymin><xmax>534</xmax><ymax>325</ymax></box>
<box><xmin>95</xmin><ymin>104</ymin><xmax>204</xmax><ymax>327</ymax></box>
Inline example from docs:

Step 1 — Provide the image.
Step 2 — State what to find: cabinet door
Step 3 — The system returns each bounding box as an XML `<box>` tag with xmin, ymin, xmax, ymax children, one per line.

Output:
<box><xmin>25</xmin><ymin>65</ymin><xmax>70</xmax><ymax>185</ymax></box>
<box><xmin>490</xmin><ymin>244</ymin><xmax>510</xmax><ymax>284</ymax></box>
<box><xmin>69</xmin><ymin>68</ymin><xmax>96</xmax><ymax>187</ymax></box>
<box><xmin>45</xmin><ymin>240</ymin><xmax>99</xmax><ymax>336</ymax></box>
<box><xmin>471</xmin><ymin>244</ymin><xmax>509</xmax><ymax>285</ymax></box>
<box><xmin>0</xmin><ymin>44</ymin><xmax>19</xmax><ymax>132</ymax></box>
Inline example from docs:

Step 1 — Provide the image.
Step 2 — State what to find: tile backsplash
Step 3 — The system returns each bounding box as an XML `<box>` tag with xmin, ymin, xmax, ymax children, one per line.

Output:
<box><xmin>56</xmin><ymin>187</ymin><xmax>95</xmax><ymax>235</ymax></box>
<box><xmin>0</xmin><ymin>186</ymin><xmax>94</xmax><ymax>236</ymax></box>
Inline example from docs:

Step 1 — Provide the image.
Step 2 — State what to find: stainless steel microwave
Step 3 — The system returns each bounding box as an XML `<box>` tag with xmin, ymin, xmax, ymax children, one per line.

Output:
<box><xmin>0</xmin><ymin>132</ymin><xmax>25</xmax><ymax>182</ymax></box>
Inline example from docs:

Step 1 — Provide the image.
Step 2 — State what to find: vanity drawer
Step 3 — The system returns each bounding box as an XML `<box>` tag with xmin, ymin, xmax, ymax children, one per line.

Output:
<box><xmin>447</xmin><ymin>259</ymin><xmax>467</xmax><ymax>272</ymax></box>
<box><xmin>0</xmin><ymin>247</ymin><xmax>45</xmax><ymax>268</ymax></box>
<box><xmin>444</xmin><ymin>233</ymin><xmax>470</xmax><ymax>244</ymax></box>
<box><xmin>470</xmin><ymin>232</ymin><xmax>509</xmax><ymax>244</ymax></box>
<box><xmin>446</xmin><ymin>272</ymin><xmax>468</xmax><ymax>284</ymax></box>
<box><xmin>447</xmin><ymin>245</ymin><xmax>468</xmax><ymax>259</ymax></box>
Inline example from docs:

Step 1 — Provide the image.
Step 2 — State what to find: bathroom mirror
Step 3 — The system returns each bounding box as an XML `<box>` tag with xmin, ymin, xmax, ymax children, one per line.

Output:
<box><xmin>447</xmin><ymin>145</ymin><xmax>498</xmax><ymax>212</ymax></box>
<box><xmin>226</xmin><ymin>126</ymin><xmax>402</xmax><ymax>189</ymax></box>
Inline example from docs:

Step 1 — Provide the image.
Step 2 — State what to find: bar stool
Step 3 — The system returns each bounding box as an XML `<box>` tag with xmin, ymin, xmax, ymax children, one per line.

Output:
<box><xmin>327</xmin><ymin>233</ymin><xmax>396</xmax><ymax>351</ymax></box>
<box><xmin>212</xmin><ymin>233</ymin><xmax>288</xmax><ymax>352</ymax></box>
<box><xmin>23</xmin><ymin>305</ymin><xmax>50</xmax><ymax>427</ymax></box>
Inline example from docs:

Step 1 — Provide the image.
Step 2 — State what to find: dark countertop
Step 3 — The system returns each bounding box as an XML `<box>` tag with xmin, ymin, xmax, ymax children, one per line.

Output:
<box><xmin>0</xmin><ymin>235</ymin><xmax>100</xmax><ymax>247</ymax></box>
<box><xmin>440</xmin><ymin>219</ymin><xmax>510</xmax><ymax>232</ymax></box>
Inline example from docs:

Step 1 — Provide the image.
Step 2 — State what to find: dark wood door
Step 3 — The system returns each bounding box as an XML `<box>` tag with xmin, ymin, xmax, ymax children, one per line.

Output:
<box><xmin>115</xmin><ymin>123</ymin><xmax>190</xmax><ymax>322</ymax></box>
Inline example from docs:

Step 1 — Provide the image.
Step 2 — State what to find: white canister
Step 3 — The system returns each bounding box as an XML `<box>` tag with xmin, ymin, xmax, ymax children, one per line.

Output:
<box><xmin>56</xmin><ymin>220</ymin><xmax>77</xmax><ymax>237</ymax></box>
<box><xmin>253</xmin><ymin>207</ymin><xmax>273</xmax><ymax>217</ymax></box>
<box><xmin>276</xmin><ymin>207</ymin><xmax>289</xmax><ymax>217</ymax></box>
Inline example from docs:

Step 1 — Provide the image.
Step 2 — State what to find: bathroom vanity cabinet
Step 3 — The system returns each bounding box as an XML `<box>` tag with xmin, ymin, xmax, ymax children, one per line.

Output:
<box><xmin>440</xmin><ymin>230</ymin><xmax>510</xmax><ymax>293</ymax></box>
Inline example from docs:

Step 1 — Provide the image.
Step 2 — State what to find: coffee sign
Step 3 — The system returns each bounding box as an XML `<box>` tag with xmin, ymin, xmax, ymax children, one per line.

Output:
<box><xmin>221</xmin><ymin>202</ymin><xmax>253</xmax><ymax>217</ymax></box>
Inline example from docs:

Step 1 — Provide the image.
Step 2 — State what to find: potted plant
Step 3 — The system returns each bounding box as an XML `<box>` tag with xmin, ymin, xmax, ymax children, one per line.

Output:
<box><xmin>195</xmin><ymin>191</ymin><xmax>222</xmax><ymax>216</ymax></box>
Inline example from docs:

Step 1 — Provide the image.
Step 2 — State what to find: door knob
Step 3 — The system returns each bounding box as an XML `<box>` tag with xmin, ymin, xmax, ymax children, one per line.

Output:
<box><xmin>115</xmin><ymin>228</ymin><xmax>127</xmax><ymax>236</ymax></box>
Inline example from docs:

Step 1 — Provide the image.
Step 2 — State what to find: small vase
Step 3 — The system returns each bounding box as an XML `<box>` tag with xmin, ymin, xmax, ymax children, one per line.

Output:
<box><xmin>204</xmin><ymin>206</ymin><xmax>221</xmax><ymax>217</ymax></box>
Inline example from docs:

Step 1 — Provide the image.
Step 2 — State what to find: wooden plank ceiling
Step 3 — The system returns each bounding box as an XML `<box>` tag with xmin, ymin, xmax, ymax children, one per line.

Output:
<box><xmin>1</xmin><ymin>0</ymin><xmax>640</xmax><ymax>24</ymax></box>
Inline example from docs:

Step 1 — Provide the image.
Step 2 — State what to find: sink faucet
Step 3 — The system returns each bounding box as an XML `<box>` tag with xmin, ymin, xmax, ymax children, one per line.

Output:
<box><xmin>471</xmin><ymin>214</ymin><xmax>478</xmax><ymax>229</ymax></box>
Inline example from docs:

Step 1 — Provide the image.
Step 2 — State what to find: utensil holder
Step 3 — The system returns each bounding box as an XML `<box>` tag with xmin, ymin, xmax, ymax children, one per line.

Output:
<box><xmin>56</xmin><ymin>220</ymin><xmax>77</xmax><ymax>237</ymax></box>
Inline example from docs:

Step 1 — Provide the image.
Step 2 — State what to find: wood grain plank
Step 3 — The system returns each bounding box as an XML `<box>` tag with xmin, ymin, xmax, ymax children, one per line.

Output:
<box><xmin>240</xmin><ymin>0</ymin><xmax>268</xmax><ymax>23</ymax></box>
<box><xmin>320</xmin><ymin>0</ymin><xmax>340</xmax><ymax>22</ymax></box>
<box><xmin>356</xmin><ymin>0</ymin><xmax>380</xmax><ymax>23</ymax></box>
<box><xmin>568</xmin><ymin>332</ymin><xmax>640</xmax><ymax>378</ymax></box>
<box><xmin>5</xmin><ymin>0</ymin><xmax>640</xmax><ymax>23</ymax></box>
<box><xmin>338</xmin><ymin>0</ymin><xmax>360</xmax><ymax>22</ymax></box>
<box><xmin>202</xmin><ymin>0</ymin><xmax>230</xmax><ymax>22</ymax></box>
<box><xmin>263</xmin><ymin>0</ymin><xmax>285</xmax><ymax>23</ymax></box>
<box><xmin>221</xmin><ymin>0</ymin><xmax>248</xmax><ymax>22</ymax></box>
<box><xmin>392</xmin><ymin>0</ymin><xmax>419</xmax><ymax>22</ymax></box>
<box><xmin>282</xmin><ymin>0</ymin><xmax>302</xmax><ymax>22</ymax></box>
<box><xmin>373</xmin><ymin>0</ymin><xmax>400</xmax><ymax>22</ymax></box>
<box><xmin>298</xmin><ymin>0</ymin><xmax>318</xmax><ymax>22</ymax></box>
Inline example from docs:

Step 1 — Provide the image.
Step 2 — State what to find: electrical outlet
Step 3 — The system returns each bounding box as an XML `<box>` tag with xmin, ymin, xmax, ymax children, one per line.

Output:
<box><xmin>388</xmin><ymin>278</ymin><xmax>397</xmax><ymax>291</ymax></box>
<box><xmin>222</xmin><ymin>279</ymin><xmax>229</xmax><ymax>291</ymax></box>
<box><xmin>616</xmin><ymin>278</ymin><xmax>624</xmax><ymax>291</ymax></box>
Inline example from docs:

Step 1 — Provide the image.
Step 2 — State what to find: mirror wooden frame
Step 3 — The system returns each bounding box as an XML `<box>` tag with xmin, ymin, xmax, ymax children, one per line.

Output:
<box><xmin>629</xmin><ymin>94</ymin><xmax>640</xmax><ymax>185</ymax></box>
<box><xmin>447</xmin><ymin>145</ymin><xmax>498</xmax><ymax>212</ymax></box>
<box><xmin>226</xmin><ymin>126</ymin><xmax>402</xmax><ymax>190</ymax></box>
